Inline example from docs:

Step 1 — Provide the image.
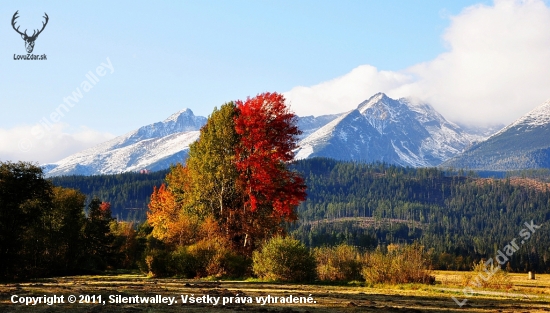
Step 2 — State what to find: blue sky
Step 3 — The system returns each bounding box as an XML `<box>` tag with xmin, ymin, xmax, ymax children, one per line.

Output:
<box><xmin>2</xmin><ymin>0</ymin><xmax>550</xmax><ymax>163</ymax></box>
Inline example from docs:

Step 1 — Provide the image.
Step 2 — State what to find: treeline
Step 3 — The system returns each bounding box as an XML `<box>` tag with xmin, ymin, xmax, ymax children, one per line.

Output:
<box><xmin>0</xmin><ymin>160</ymin><xmax>435</xmax><ymax>283</ymax></box>
<box><xmin>49</xmin><ymin>170</ymin><xmax>168</xmax><ymax>220</ymax></box>
<box><xmin>0</xmin><ymin>161</ymin><xmax>149</xmax><ymax>280</ymax></box>
<box><xmin>290</xmin><ymin>158</ymin><xmax>550</xmax><ymax>272</ymax></box>
<box><xmin>48</xmin><ymin>158</ymin><xmax>550</xmax><ymax>273</ymax></box>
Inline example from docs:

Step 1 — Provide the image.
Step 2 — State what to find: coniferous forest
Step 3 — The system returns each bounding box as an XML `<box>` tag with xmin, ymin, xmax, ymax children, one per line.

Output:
<box><xmin>48</xmin><ymin>157</ymin><xmax>550</xmax><ymax>274</ymax></box>
<box><xmin>290</xmin><ymin>158</ymin><xmax>550</xmax><ymax>272</ymax></box>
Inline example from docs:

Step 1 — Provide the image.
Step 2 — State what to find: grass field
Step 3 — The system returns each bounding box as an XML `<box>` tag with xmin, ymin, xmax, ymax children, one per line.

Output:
<box><xmin>1</xmin><ymin>271</ymin><xmax>549</xmax><ymax>312</ymax></box>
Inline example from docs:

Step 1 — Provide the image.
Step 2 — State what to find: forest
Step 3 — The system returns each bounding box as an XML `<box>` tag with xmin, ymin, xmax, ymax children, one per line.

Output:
<box><xmin>49</xmin><ymin>169</ymin><xmax>168</xmax><ymax>220</ymax></box>
<box><xmin>48</xmin><ymin>157</ymin><xmax>550</xmax><ymax>274</ymax></box>
<box><xmin>290</xmin><ymin>158</ymin><xmax>550</xmax><ymax>272</ymax></box>
<box><xmin>0</xmin><ymin>161</ymin><xmax>137</xmax><ymax>280</ymax></box>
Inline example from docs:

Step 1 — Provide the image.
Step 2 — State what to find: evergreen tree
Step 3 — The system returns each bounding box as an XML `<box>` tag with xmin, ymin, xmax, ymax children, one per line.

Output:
<box><xmin>83</xmin><ymin>199</ymin><xmax>115</xmax><ymax>270</ymax></box>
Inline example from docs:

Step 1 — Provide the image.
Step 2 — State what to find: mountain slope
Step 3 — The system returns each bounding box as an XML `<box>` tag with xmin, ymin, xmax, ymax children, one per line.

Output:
<box><xmin>43</xmin><ymin>94</ymin><xmax>500</xmax><ymax>176</ymax></box>
<box><xmin>43</xmin><ymin>110</ymin><xmax>348</xmax><ymax>177</ymax></box>
<box><xmin>443</xmin><ymin>99</ymin><xmax>550</xmax><ymax>170</ymax></box>
<box><xmin>43</xmin><ymin>109</ymin><xmax>206</xmax><ymax>177</ymax></box>
<box><xmin>296</xmin><ymin>114</ymin><xmax>341</xmax><ymax>139</ymax></box>
<box><xmin>295</xmin><ymin>93</ymin><xmax>475</xmax><ymax>167</ymax></box>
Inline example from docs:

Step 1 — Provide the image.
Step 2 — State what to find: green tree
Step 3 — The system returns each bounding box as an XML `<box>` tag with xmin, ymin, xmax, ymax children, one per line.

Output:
<box><xmin>49</xmin><ymin>187</ymin><xmax>87</xmax><ymax>274</ymax></box>
<box><xmin>82</xmin><ymin>199</ymin><xmax>115</xmax><ymax>270</ymax></box>
<box><xmin>0</xmin><ymin>161</ymin><xmax>52</xmax><ymax>279</ymax></box>
<box><xmin>185</xmin><ymin>102</ymin><xmax>240</xmax><ymax>219</ymax></box>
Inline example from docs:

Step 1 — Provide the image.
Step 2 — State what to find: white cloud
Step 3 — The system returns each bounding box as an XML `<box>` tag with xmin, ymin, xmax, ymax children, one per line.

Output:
<box><xmin>0</xmin><ymin>124</ymin><xmax>115</xmax><ymax>164</ymax></box>
<box><xmin>285</xmin><ymin>0</ymin><xmax>550</xmax><ymax>127</ymax></box>
<box><xmin>284</xmin><ymin>65</ymin><xmax>413</xmax><ymax>116</ymax></box>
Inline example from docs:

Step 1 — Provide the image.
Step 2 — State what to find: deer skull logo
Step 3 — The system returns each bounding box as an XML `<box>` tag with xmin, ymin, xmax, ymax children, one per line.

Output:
<box><xmin>11</xmin><ymin>11</ymin><xmax>49</xmax><ymax>53</ymax></box>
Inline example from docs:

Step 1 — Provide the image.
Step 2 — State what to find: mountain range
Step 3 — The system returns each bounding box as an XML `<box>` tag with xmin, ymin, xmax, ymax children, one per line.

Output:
<box><xmin>43</xmin><ymin>109</ymin><xmax>205</xmax><ymax>176</ymax></box>
<box><xmin>294</xmin><ymin>93</ymin><xmax>482</xmax><ymax>166</ymax></box>
<box><xmin>42</xmin><ymin>93</ymin><xmax>550</xmax><ymax>176</ymax></box>
<box><xmin>443</xmin><ymin>99</ymin><xmax>550</xmax><ymax>170</ymax></box>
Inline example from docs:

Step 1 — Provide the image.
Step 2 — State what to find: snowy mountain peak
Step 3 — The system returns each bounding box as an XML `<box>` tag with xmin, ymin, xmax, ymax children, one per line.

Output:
<box><xmin>487</xmin><ymin>98</ymin><xmax>550</xmax><ymax>140</ymax></box>
<box><xmin>42</xmin><ymin>108</ymin><xmax>206</xmax><ymax>177</ymax></box>
<box><xmin>507</xmin><ymin>99</ymin><xmax>550</xmax><ymax>128</ymax></box>
<box><xmin>295</xmin><ymin>93</ymin><xmax>479</xmax><ymax>167</ymax></box>
<box><xmin>163</xmin><ymin>108</ymin><xmax>194</xmax><ymax>123</ymax></box>
<box><xmin>442</xmin><ymin>98</ymin><xmax>550</xmax><ymax>171</ymax></box>
<box><xmin>128</xmin><ymin>109</ymin><xmax>206</xmax><ymax>144</ymax></box>
<box><xmin>43</xmin><ymin>94</ymin><xmax>502</xmax><ymax>177</ymax></box>
<box><xmin>357</xmin><ymin>92</ymin><xmax>391</xmax><ymax>113</ymax></box>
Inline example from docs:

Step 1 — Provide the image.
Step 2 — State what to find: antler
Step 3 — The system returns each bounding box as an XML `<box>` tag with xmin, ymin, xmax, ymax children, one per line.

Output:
<box><xmin>11</xmin><ymin>11</ymin><xmax>27</xmax><ymax>37</ymax></box>
<box><xmin>30</xmin><ymin>13</ymin><xmax>49</xmax><ymax>38</ymax></box>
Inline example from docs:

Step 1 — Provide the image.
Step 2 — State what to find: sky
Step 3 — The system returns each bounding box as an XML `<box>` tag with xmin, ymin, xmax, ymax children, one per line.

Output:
<box><xmin>2</xmin><ymin>0</ymin><xmax>550</xmax><ymax>164</ymax></box>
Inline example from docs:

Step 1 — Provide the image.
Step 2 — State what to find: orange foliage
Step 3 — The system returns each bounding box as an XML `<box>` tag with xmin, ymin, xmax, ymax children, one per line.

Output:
<box><xmin>147</xmin><ymin>183</ymin><xmax>198</xmax><ymax>246</ymax></box>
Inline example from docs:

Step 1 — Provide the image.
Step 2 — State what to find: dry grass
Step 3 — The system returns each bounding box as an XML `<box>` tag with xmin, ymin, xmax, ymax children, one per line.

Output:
<box><xmin>0</xmin><ymin>271</ymin><xmax>549</xmax><ymax>312</ymax></box>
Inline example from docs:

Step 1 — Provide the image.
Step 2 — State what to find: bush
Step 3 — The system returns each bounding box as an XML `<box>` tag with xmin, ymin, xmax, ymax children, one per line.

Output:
<box><xmin>462</xmin><ymin>260</ymin><xmax>511</xmax><ymax>289</ymax></box>
<box><xmin>252</xmin><ymin>236</ymin><xmax>316</xmax><ymax>282</ymax></box>
<box><xmin>186</xmin><ymin>236</ymin><xmax>247</xmax><ymax>278</ymax></box>
<box><xmin>143</xmin><ymin>217</ymin><xmax>248</xmax><ymax>278</ymax></box>
<box><xmin>361</xmin><ymin>243</ymin><xmax>434</xmax><ymax>284</ymax></box>
<box><xmin>314</xmin><ymin>244</ymin><xmax>363</xmax><ymax>281</ymax></box>
<box><xmin>169</xmin><ymin>246</ymin><xmax>197</xmax><ymax>278</ymax></box>
<box><xmin>144</xmin><ymin>249</ymin><xmax>172</xmax><ymax>277</ymax></box>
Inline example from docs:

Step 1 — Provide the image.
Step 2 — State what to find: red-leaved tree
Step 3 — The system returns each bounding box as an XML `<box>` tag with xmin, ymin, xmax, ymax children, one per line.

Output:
<box><xmin>234</xmin><ymin>92</ymin><xmax>306</xmax><ymax>218</ymax></box>
<box><xmin>147</xmin><ymin>93</ymin><xmax>306</xmax><ymax>257</ymax></box>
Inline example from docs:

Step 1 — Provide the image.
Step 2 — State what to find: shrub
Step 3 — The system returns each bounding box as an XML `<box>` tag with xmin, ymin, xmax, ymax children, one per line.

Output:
<box><xmin>462</xmin><ymin>260</ymin><xmax>511</xmax><ymax>290</ymax></box>
<box><xmin>144</xmin><ymin>249</ymin><xmax>172</xmax><ymax>277</ymax></box>
<box><xmin>314</xmin><ymin>244</ymin><xmax>363</xmax><ymax>281</ymax></box>
<box><xmin>361</xmin><ymin>243</ymin><xmax>434</xmax><ymax>284</ymax></box>
<box><xmin>252</xmin><ymin>236</ymin><xmax>316</xmax><ymax>282</ymax></box>
<box><xmin>169</xmin><ymin>246</ymin><xmax>197</xmax><ymax>278</ymax></box>
<box><xmin>169</xmin><ymin>217</ymin><xmax>248</xmax><ymax>278</ymax></box>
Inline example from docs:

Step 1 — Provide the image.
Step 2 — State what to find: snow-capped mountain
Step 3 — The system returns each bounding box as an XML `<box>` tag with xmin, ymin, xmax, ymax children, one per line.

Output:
<box><xmin>296</xmin><ymin>114</ymin><xmax>341</xmax><ymax>139</ymax></box>
<box><xmin>443</xmin><ymin>99</ymin><xmax>550</xmax><ymax>170</ymax></box>
<box><xmin>43</xmin><ymin>94</ymin><xmax>499</xmax><ymax>176</ymax></box>
<box><xmin>43</xmin><ymin>109</ymin><xmax>206</xmax><ymax>177</ymax></box>
<box><xmin>294</xmin><ymin>93</ymin><xmax>477</xmax><ymax>167</ymax></box>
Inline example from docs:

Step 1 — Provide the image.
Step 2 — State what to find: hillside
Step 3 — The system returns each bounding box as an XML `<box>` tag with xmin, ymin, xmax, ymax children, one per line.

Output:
<box><xmin>443</xmin><ymin>99</ymin><xmax>550</xmax><ymax>170</ymax></box>
<box><xmin>51</xmin><ymin>158</ymin><xmax>550</xmax><ymax>272</ymax></box>
<box><xmin>290</xmin><ymin>158</ymin><xmax>550</xmax><ymax>271</ymax></box>
<box><xmin>49</xmin><ymin>170</ymin><xmax>168</xmax><ymax>220</ymax></box>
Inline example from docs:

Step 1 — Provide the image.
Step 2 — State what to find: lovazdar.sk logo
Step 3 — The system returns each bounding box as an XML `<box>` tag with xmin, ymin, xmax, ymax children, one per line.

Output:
<box><xmin>11</xmin><ymin>10</ymin><xmax>48</xmax><ymax>60</ymax></box>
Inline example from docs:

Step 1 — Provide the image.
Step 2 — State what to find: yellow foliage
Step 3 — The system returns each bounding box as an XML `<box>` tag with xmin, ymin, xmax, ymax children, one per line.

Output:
<box><xmin>147</xmin><ymin>183</ymin><xmax>199</xmax><ymax>246</ymax></box>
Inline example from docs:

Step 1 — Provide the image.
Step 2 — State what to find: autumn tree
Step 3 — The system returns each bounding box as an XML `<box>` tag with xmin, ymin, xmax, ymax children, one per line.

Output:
<box><xmin>235</xmin><ymin>92</ymin><xmax>305</xmax><ymax>216</ymax></box>
<box><xmin>147</xmin><ymin>92</ymin><xmax>306</xmax><ymax>259</ymax></box>
<box><xmin>147</xmin><ymin>181</ymin><xmax>199</xmax><ymax>247</ymax></box>
<box><xmin>234</xmin><ymin>92</ymin><xmax>306</xmax><ymax>251</ymax></box>
<box><xmin>110</xmin><ymin>221</ymin><xmax>140</xmax><ymax>269</ymax></box>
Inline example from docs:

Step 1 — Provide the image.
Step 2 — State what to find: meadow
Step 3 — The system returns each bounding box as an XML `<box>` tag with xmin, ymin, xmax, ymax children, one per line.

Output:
<box><xmin>1</xmin><ymin>271</ymin><xmax>549</xmax><ymax>312</ymax></box>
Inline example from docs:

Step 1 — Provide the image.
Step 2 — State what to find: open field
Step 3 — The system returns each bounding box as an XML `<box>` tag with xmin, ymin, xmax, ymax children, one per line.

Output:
<box><xmin>1</xmin><ymin>271</ymin><xmax>549</xmax><ymax>312</ymax></box>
